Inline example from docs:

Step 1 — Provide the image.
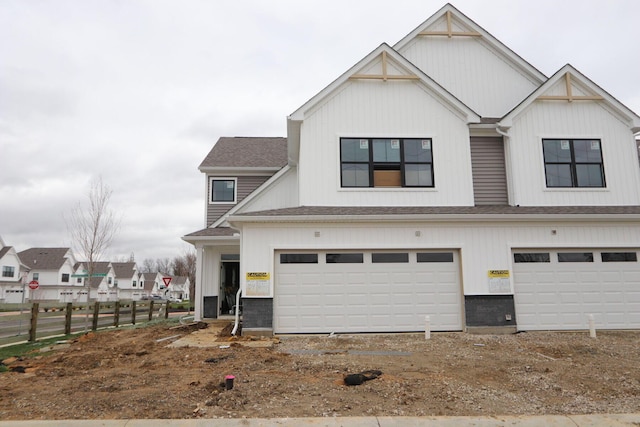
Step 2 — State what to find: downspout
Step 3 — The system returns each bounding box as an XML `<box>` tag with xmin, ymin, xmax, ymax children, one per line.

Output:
<box><xmin>231</xmin><ymin>288</ymin><xmax>242</xmax><ymax>336</ymax></box>
<box><xmin>495</xmin><ymin>124</ymin><xmax>515</xmax><ymax>206</ymax></box>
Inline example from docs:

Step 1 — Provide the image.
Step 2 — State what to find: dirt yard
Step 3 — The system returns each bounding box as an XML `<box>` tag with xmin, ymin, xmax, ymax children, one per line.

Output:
<box><xmin>1</xmin><ymin>321</ymin><xmax>639</xmax><ymax>420</ymax></box>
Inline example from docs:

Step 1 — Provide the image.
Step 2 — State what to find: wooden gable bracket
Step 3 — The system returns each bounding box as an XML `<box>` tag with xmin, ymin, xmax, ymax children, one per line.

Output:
<box><xmin>349</xmin><ymin>51</ymin><xmax>420</xmax><ymax>81</ymax></box>
<box><xmin>418</xmin><ymin>11</ymin><xmax>482</xmax><ymax>38</ymax></box>
<box><xmin>537</xmin><ymin>73</ymin><xmax>604</xmax><ymax>102</ymax></box>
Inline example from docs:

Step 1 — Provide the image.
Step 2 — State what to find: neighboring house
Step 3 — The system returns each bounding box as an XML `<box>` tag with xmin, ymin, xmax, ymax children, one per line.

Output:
<box><xmin>167</xmin><ymin>276</ymin><xmax>190</xmax><ymax>301</ymax></box>
<box><xmin>142</xmin><ymin>272</ymin><xmax>166</xmax><ymax>297</ymax></box>
<box><xmin>0</xmin><ymin>237</ymin><xmax>30</xmax><ymax>303</ymax></box>
<box><xmin>84</xmin><ymin>262</ymin><xmax>117</xmax><ymax>302</ymax></box>
<box><xmin>185</xmin><ymin>4</ymin><xmax>640</xmax><ymax>335</ymax></box>
<box><xmin>17</xmin><ymin>248</ymin><xmax>78</xmax><ymax>302</ymax></box>
<box><xmin>112</xmin><ymin>262</ymin><xmax>141</xmax><ymax>300</ymax></box>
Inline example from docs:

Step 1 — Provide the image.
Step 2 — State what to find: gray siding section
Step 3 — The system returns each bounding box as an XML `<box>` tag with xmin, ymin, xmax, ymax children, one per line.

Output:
<box><xmin>207</xmin><ymin>175</ymin><xmax>272</xmax><ymax>226</ymax></box>
<box><xmin>470</xmin><ymin>137</ymin><xmax>508</xmax><ymax>206</ymax></box>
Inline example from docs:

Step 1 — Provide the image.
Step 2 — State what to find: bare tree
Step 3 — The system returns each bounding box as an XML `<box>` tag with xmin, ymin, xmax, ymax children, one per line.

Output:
<box><xmin>66</xmin><ymin>177</ymin><xmax>121</xmax><ymax>301</ymax></box>
<box><xmin>140</xmin><ymin>258</ymin><xmax>156</xmax><ymax>273</ymax></box>
<box><xmin>155</xmin><ymin>257</ymin><xmax>171</xmax><ymax>275</ymax></box>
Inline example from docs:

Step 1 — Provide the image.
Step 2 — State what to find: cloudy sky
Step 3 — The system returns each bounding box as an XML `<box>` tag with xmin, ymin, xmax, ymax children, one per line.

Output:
<box><xmin>1</xmin><ymin>0</ymin><xmax>639</xmax><ymax>263</ymax></box>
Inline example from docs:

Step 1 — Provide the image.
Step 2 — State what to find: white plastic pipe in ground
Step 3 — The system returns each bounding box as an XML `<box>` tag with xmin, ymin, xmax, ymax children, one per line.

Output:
<box><xmin>588</xmin><ymin>314</ymin><xmax>596</xmax><ymax>338</ymax></box>
<box><xmin>231</xmin><ymin>288</ymin><xmax>242</xmax><ymax>336</ymax></box>
<box><xmin>425</xmin><ymin>315</ymin><xmax>431</xmax><ymax>340</ymax></box>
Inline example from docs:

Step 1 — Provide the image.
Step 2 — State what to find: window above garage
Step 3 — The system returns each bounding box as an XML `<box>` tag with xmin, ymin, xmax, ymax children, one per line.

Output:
<box><xmin>340</xmin><ymin>138</ymin><xmax>433</xmax><ymax>188</ymax></box>
<box><xmin>542</xmin><ymin>139</ymin><xmax>605</xmax><ymax>188</ymax></box>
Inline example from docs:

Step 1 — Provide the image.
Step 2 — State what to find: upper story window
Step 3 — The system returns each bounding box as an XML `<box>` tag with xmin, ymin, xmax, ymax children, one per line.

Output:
<box><xmin>2</xmin><ymin>266</ymin><xmax>15</xmax><ymax>278</ymax></box>
<box><xmin>543</xmin><ymin>139</ymin><xmax>605</xmax><ymax>188</ymax></box>
<box><xmin>62</xmin><ymin>273</ymin><xmax>70</xmax><ymax>282</ymax></box>
<box><xmin>340</xmin><ymin>138</ymin><xmax>434</xmax><ymax>188</ymax></box>
<box><xmin>210</xmin><ymin>178</ymin><xmax>237</xmax><ymax>203</ymax></box>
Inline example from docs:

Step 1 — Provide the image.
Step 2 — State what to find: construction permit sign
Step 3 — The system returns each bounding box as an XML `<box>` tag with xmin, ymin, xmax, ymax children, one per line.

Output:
<box><xmin>488</xmin><ymin>270</ymin><xmax>511</xmax><ymax>293</ymax></box>
<box><xmin>246</xmin><ymin>272</ymin><xmax>270</xmax><ymax>297</ymax></box>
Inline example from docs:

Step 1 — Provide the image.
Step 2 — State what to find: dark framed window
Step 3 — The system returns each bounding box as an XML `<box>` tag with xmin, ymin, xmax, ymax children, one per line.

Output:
<box><xmin>558</xmin><ymin>252</ymin><xmax>593</xmax><ymax>262</ymax></box>
<box><xmin>543</xmin><ymin>139</ymin><xmax>605</xmax><ymax>188</ymax></box>
<box><xmin>417</xmin><ymin>252</ymin><xmax>454</xmax><ymax>263</ymax></box>
<box><xmin>371</xmin><ymin>253</ymin><xmax>409</xmax><ymax>263</ymax></box>
<box><xmin>2</xmin><ymin>266</ymin><xmax>15</xmax><ymax>277</ymax></box>
<box><xmin>326</xmin><ymin>253</ymin><xmax>364</xmax><ymax>263</ymax></box>
<box><xmin>601</xmin><ymin>252</ymin><xmax>637</xmax><ymax>262</ymax></box>
<box><xmin>210</xmin><ymin>178</ymin><xmax>236</xmax><ymax>203</ymax></box>
<box><xmin>340</xmin><ymin>138</ymin><xmax>433</xmax><ymax>188</ymax></box>
<box><xmin>513</xmin><ymin>253</ymin><xmax>551</xmax><ymax>263</ymax></box>
<box><xmin>280</xmin><ymin>254</ymin><xmax>318</xmax><ymax>264</ymax></box>
<box><xmin>62</xmin><ymin>273</ymin><xmax>70</xmax><ymax>282</ymax></box>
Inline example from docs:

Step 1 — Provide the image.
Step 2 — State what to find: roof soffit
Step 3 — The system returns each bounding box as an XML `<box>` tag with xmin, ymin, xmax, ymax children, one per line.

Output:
<box><xmin>499</xmin><ymin>64</ymin><xmax>640</xmax><ymax>131</ymax></box>
<box><xmin>394</xmin><ymin>3</ymin><xmax>546</xmax><ymax>86</ymax></box>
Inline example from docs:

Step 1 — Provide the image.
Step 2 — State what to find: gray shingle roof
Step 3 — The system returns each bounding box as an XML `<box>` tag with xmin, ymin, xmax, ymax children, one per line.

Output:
<box><xmin>112</xmin><ymin>262</ymin><xmax>136</xmax><ymax>278</ymax></box>
<box><xmin>17</xmin><ymin>248</ymin><xmax>70</xmax><ymax>270</ymax></box>
<box><xmin>184</xmin><ymin>227</ymin><xmax>238</xmax><ymax>238</ymax></box>
<box><xmin>199</xmin><ymin>137</ymin><xmax>287</xmax><ymax>169</ymax></box>
<box><xmin>0</xmin><ymin>246</ymin><xmax>11</xmax><ymax>259</ymax></box>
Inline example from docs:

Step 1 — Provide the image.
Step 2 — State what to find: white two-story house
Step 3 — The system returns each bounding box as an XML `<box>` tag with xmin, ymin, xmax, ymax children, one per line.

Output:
<box><xmin>0</xmin><ymin>236</ymin><xmax>30</xmax><ymax>303</ymax></box>
<box><xmin>184</xmin><ymin>4</ymin><xmax>640</xmax><ymax>335</ymax></box>
<box><xmin>18</xmin><ymin>247</ymin><xmax>77</xmax><ymax>301</ymax></box>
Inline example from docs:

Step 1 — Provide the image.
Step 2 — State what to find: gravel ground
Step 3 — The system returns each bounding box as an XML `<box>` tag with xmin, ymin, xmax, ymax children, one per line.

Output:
<box><xmin>0</xmin><ymin>322</ymin><xmax>639</xmax><ymax>420</ymax></box>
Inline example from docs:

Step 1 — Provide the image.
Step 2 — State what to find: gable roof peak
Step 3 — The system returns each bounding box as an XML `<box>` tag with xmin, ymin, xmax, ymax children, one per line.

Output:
<box><xmin>499</xmin><ymin>63</ymin><xmax>640</xmax><ymax>132</ymax></box>
<box><xmin>394</xmin><ymin>3</ymin><xmax>546</xmax><ymax>85</ymax></box>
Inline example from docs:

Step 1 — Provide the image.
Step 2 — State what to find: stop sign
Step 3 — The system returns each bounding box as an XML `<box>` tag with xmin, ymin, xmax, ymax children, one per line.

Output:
<box><xmin>28</xmin><ymin>280</ymin><xmax>39</xmax><ymax>290</ymax></box>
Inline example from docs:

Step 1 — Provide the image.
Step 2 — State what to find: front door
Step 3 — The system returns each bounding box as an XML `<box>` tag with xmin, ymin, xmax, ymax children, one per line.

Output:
<box><xmin>220</xmin><ymin>262</ymin><xmax>240</xmax><ymax>315</ymax></box>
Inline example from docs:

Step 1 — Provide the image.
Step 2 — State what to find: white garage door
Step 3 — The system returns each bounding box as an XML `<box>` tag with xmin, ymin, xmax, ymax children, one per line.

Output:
<box><xmin>4</xmin><ymin>289</ymin><xmax>24</xmax><ymax>304</ymax></box>
<box><xmin>513</xmin><ymin>249</ymin><xmax>640</xmax><ymax>330</ymax></box>
<box><xmin>274</xmin><ymin>250</ymin><xmax>463</xmax><ymax>333</ymax></box>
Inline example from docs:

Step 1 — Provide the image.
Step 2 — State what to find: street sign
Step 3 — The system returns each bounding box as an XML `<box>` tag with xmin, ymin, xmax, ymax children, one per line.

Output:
<box><xmin>28</xmin><ymin>280</ymin><xmax>39</xmax><ymax>290</ymax></box>
<box><xmin>162</xmin><ymin>277</ymin><xmax>172</xmax><ymax>287</ymax></box>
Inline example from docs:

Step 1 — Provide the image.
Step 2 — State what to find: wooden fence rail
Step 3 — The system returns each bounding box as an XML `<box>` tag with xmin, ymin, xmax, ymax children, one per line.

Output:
<box><xmin>0</xmin><ymin>300</ymin><xmax>169</xmax><ymax>346</ymax></box>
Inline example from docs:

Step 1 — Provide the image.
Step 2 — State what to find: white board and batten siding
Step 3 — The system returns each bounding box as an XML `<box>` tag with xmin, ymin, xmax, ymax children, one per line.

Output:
<box><xmin>298</xmin><ymin>79</ymin><xmax>475</xmax><ymax>208</ymax></box>
<box><xmin>274</xmin><ymin>249</ymin><xmax>463</xmax><ymax>334</ymax></box>
<box><xmin>507</xmin><ymin>101</ymin><xmax>640</xmax><ymax>206</ymax></box>
<box><xmin>398</xmin><ymin>36</ymin><xmax>541</xmax><ymax>118</ymax></box>
<box><xmin>513</xmin><ymin>248</ymin><xmax>640</xmax><ymax>330</ymax></box>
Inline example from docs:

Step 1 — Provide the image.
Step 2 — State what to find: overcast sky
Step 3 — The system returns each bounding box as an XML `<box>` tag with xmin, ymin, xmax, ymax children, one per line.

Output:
<box><xmin>1</xmin><ymin>0</ymin><xmax>639</xmax><ymax>263</ymax></box>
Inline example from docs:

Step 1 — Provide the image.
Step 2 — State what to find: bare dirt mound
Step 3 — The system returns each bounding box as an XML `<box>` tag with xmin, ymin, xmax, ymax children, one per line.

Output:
<box><xmin>1</xmin><ymin>323</ymin><xmax>639</xmax><ymax>420</ymax></box>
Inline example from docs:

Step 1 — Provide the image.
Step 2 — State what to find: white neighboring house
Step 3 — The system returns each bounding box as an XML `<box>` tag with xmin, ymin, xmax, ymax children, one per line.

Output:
<box><xmin>185</xmin><ymin>3</ymin><xmax>640</xmax><ymax>335</ymax></box>
<box><xmin>0</xmin><ymin>237</ymin><xmax>30</xmax><ymax>303</ymax></box>
<box><xmin>142</xmin><ymin>272</ymin><xmax>167</xmax><ymax>297</ymax></box>
<box><xmin>167</xmin><ymin>276</ymin><xmax>190</xmax><ymax>301</ymax></box>
<box><xmin>17</xmin><ymin>248</ymin><xmax>77</xmax><ymax>302</ymax></box>
<box><xmin>112</xmin><ymin>262</ymin><xmax>141</xmax><ymax>300</ymax></box>
<box><xmin>84</xmin><ymin>262</ymin><xmax>117</xmax><ymax>302</ymax></box>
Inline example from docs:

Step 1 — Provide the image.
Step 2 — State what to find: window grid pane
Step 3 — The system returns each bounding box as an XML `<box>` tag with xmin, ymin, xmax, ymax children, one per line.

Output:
<box><xmin>543</xmin><ymin>139</ymin><xmax>605</xmax><ymax>188</ymax></box>
<box><xmin>212</xmin><ymin>180</ymin><xmax>235</xmax><ymax>202</ymax></box>
<box><xmin>340</xmin><ymin>138</ymin><xmax>433</xmax><ymax>188</ymax></box>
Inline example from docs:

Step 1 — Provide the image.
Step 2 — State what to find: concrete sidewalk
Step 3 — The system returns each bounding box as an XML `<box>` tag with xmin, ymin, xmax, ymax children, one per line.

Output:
<box><xmin>1</xmin><ymin>414</ymin><xmax>639</xmax><ymax>426</ymax></box>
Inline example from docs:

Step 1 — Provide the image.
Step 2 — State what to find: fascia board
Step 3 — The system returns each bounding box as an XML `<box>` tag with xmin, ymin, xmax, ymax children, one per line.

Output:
<box><xmin>228</xmin><ymin>212</ymin><xmax>640</xmax><ymax>224</ymax></box>
<box><xmin>181</xmin><ymin>235</ymin><xmax>240</xmax><ymax>244</ymax></box>
<box><xmin>210</xmin><ymin>165</ymin><xmax>293</xmax><ymax>229</ymax></box>
<box><xmin>394</xmin><ymin>4</ymin><xmax>546</xmax><ymax>85</ymax></box>
<box><xmin>198</xmin><ymin>166</ymin><xmax>281</xmax><ymax>175</ymax></box>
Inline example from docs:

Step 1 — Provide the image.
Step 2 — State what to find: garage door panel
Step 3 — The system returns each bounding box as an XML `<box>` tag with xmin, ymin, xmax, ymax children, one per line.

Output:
<box><xmin>275</xmin><ymin>249</ymin><xmax>462</xmax><ymax>333</ymax></box>
<box><xmin>514</xmin><ymin>248</ymin><xmax>640</xmax><ymax>330</ymax></box>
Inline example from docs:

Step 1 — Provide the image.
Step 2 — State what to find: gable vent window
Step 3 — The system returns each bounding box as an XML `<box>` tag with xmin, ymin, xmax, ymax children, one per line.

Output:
<box><xmin>210</xmin><ymin>178</ymin><xmax>237</xmax><ymax>203</ymax></box>
<box><xmin>543</xmin><ymin>139</ymin><xmax>605</xmax><ymax>188</ymax></box>
<box><xmin>340</xmin><ymin>138</ymin><xmax>434</xmax><ymax>188</ymax></box>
